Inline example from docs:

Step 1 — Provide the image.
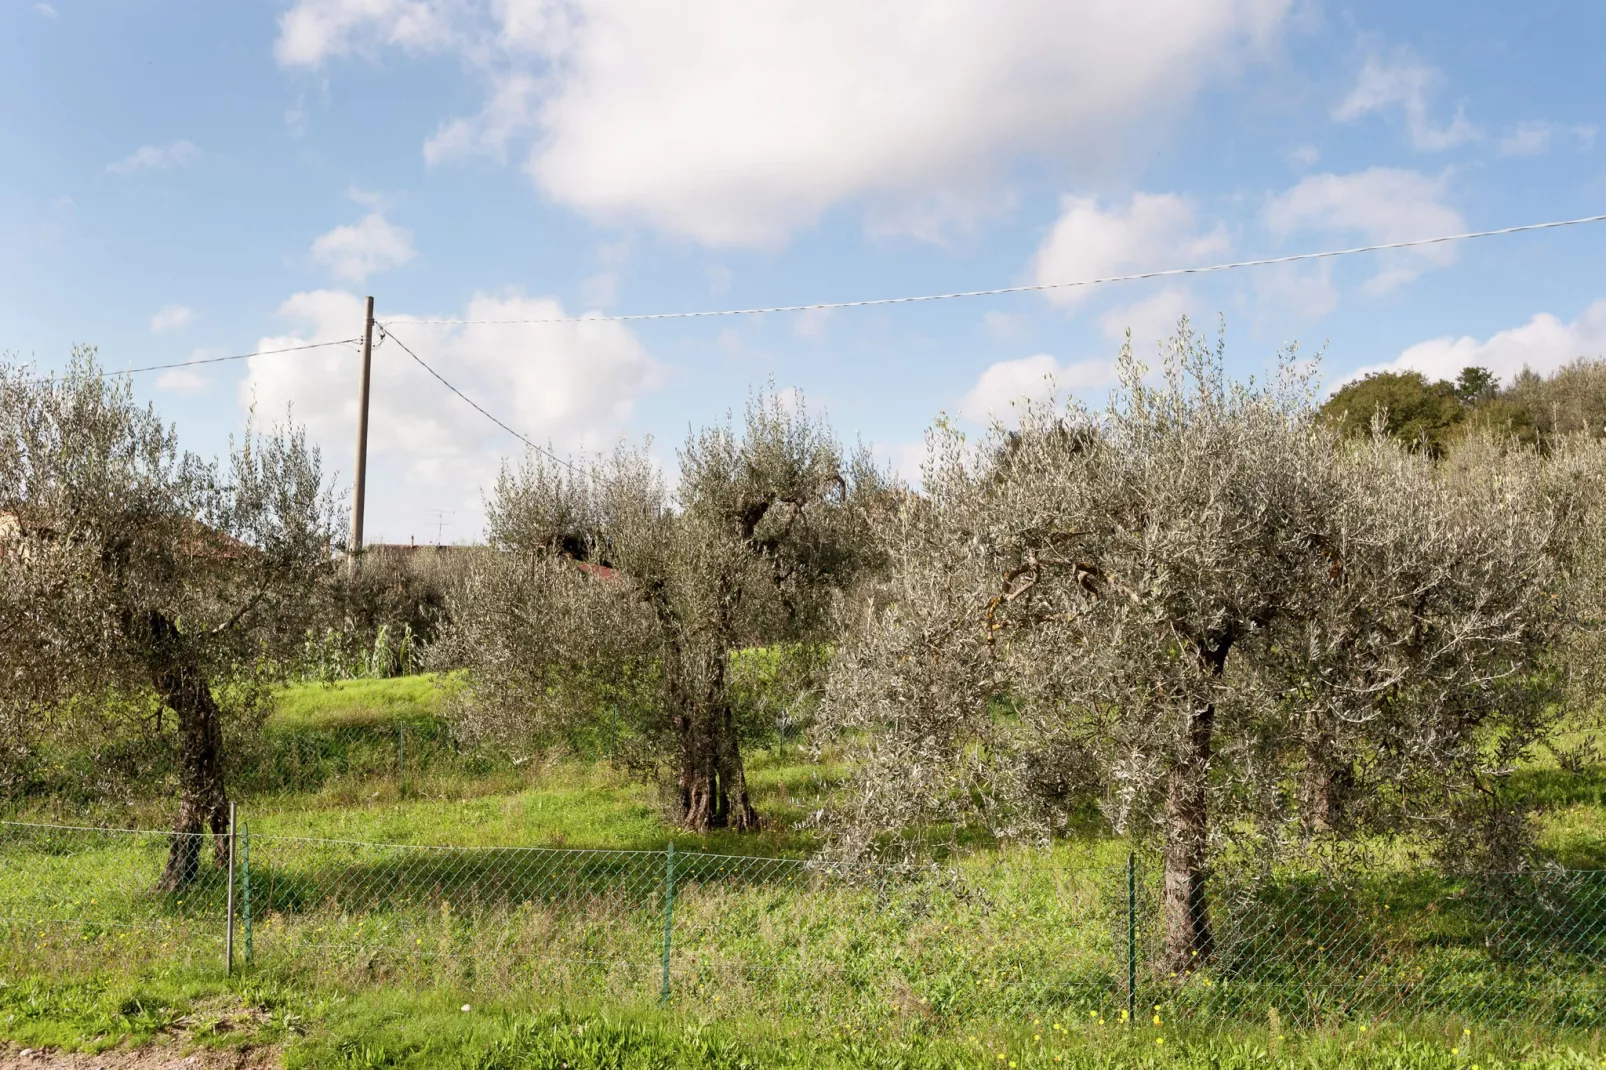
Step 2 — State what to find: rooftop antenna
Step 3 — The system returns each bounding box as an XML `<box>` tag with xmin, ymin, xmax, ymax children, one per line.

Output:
<box><xmin>423</xmin><ymin>509</ymin><xmax>454</xmax><ymax>545</ymax></box>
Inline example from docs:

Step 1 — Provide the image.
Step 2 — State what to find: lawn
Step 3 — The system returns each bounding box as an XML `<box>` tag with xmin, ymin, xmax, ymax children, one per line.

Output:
<box><xmin>1</xmin><ymin>676</ymin><xmax>1603</xmax><ymax>1067</ymax></box>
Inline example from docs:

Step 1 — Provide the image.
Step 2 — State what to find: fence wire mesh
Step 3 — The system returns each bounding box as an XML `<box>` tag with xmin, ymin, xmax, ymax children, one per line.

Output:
<box><xmin>0</xmin><ymin>820</ymin><xmax>1600</xmax><ymax>1035</ymax></box>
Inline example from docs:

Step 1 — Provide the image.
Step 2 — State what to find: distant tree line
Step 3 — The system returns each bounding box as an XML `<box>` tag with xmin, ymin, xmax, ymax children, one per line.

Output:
<box><xmin>1321</xmin><ymin>357</ymin><xmax>1606</xmax><ymax>455</ymax></box>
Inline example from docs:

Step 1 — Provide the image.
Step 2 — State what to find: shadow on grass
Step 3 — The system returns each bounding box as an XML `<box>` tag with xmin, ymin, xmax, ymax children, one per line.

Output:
<box><xmin>1144</xmin><ymin>867</ymin><xmax>1606</xmax><ymax>1028</ymax></box>
<box><xmin>239</xmin><ymin>844</ymin><xmax>889</xmax><ymax>919</ymax></box>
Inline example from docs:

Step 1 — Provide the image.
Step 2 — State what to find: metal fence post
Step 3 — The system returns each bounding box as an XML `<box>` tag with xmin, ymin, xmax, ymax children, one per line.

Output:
<box><xmin>660</xmin><ymin>841</ymin><xmax>676</xmax><ymax>1004</ymax></box>
<box><xmin>397</xmin><ymin>723</ymin><xmax>406</xmax><ymax>793</ymax></box>
<box><xmin>1126</xmin><ymin>851</ymin><xmax>1136</xmax><ymax>1025</ymax></box>
<box><xmin>225</xmin><ymin>801</ymin><xmax>237</xmax><ymax>976</ymax></box>
<box><xmin>241</xmin><ymin>822</ymin><xmax>252</xmax><ymax>967</ymax></box>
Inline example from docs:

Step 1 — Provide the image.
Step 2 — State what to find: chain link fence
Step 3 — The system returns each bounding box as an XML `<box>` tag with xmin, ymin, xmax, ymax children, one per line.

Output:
<box><xmin>0</xmin><ymin>819</ymin><xmax>1601</xmax><ymax>1035</ymax></box>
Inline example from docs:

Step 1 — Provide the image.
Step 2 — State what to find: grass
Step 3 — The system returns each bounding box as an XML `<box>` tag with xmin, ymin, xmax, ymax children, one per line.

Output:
<box><xmin>2</xmin><ymin>675</ymin><xmax>1605</xmax><ymax>1066</ymax></box>
<box><xmin>1</xmin><ymin>973</ymin><xmax>1601</xmax><ymax>1069</ymax></box>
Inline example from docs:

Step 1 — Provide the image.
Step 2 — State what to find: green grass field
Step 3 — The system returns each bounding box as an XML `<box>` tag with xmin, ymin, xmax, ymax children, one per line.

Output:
<box><xmin>2</xmin><ymin>676</ymin><xmax>1604</xmax><ymax>1068</ymax></box>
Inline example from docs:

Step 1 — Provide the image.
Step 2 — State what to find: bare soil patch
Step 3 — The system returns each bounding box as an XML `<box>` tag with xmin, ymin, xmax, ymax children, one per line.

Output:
<box><xmin>0</xmin><ymin>1046</ymin><xmax>277</xmax><ymax>1069</ymax></box>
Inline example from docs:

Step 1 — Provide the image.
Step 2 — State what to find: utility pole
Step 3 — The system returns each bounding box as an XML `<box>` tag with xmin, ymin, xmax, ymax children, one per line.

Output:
<box><xmin>348</xmin><ymin>295</ymin><xmax>375</xmax><ymax>577</ymax></box>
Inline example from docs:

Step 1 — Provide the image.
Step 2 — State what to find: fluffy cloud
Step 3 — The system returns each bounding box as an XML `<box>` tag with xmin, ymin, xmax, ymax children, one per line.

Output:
<box><xmin>1333</xmin><ymin>50</ymin><xmax>1478</xmax><ymax>152</ymax></box>
<box><xmin>155</xmin><ymin>366</ymin><xmax>210</xmax><ymax>395</ymax></box>
<box><xmin>871</xmin><ymin>439</ymin><xmax>928</xmax><ymax>487</ymax></box>
<box><xmin>106</xmin><ymin>141</ymin><xmax>199</xmax><ymax>176</ymax></box>
<box><xmin>1097</xmin><ymin>286</ymin><xmax>1197</xmax><ymax>351</ymax></box>
<box><xmin>242</xmin><ymin>289</ymin><xmax>659</xmax><ymax>539</ymax></box>
<box><xmin>1286</xmin><ymin>144</ymin><xmax>1320</xmax><ymax>168</ymax></box>
<box><xmin>958</xmin><ymin>353</ymin><xmax>1114</xmax><ymax>423</ymax></box>
<box><xmin>1338</xmin><ymin>300</ymin><xmax>1606</xmax><ymax>389</ymax></box>
<box><xmin>1499</xmin><ymin>121</ymin><xmax>1555</xmax><ymax>157</ymax></box>
<box><xmin>274</xmin><ymin>0</ymin><xmax>456</xmax><ymax>65</ymax></box>
<box><xmin>792</xmin><ymin>307</ymin><xmax>833</xmax><ymax>339</ymax></box>
<box><xmin>1264</xmin><ymin>168</ymin><xmax>1463</xmax><ymax>293</ymax></box>
<box><xmin>279</xmin><ymin>0</ymin><xmax>1290</xmax><ymax>246</ymax></box>
<box><xmin>310</xmin><ymin>212</ymin><xmax>416</xmax><ymax>283</ymax></box>
<box><xmin>1253</xmin><ymin>262</ymin><xmax>1339</xmax><ymax>321</ymax></box>
<box><xmin>150</xmin><ymin>304</ymin><xmax>195</xmax><ymax>334</ymax></box>
<box><xmin>1031</xmin><ymin>194</ymin><xmax>1229</xmax><ymax>307</ymax></box>
<box><xmin>1497</xmin><ymin>121</ymin><xmax>1597</xmax><ymax>157</ymax></box>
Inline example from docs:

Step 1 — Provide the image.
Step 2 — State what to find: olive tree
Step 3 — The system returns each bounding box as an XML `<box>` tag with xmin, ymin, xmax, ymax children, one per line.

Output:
<box><xmin>821</xmin><ymin>325</ymin><xmax>1572</xmax><ymax>972</ymax></box>
<box><xmin>0</xmin><ymin>350</ymin><xmax>340</xmax><ymax>887</ymax></box>
<box><xmin>439</xmin><ymin>391</ymin><xmax>887</xmax><ymax>830</ymax></box>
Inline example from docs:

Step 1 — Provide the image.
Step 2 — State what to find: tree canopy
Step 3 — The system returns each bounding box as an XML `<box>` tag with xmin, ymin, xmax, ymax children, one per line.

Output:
<box><xmin>437</xmin><ymin>390</ymin><xmax>891</xmax><ymax>830</ymax></box>
<box><xmin>1322</xmin><ymin>357</ymin><xmax>1606</xmax><ymax>452</ymax></box>
<box><xmin>820</xmin><ymin>325</ymin><xmax>1596</xmax><ymax>971</ymax></box>
<box><xmin>0</xmin><ymin>350</ymin><xmax>340</xmax><ymax>886</ymax></box>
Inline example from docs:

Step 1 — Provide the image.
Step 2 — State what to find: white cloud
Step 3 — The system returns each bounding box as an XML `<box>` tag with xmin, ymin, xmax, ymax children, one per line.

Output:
<box><xmin>286</xmin><ymin>95</ymin><xmax>310</xmax><ymax>137</ymax></box>
<box><xmin>150</xmin><ymin>304</ymin><xmax>195</xmax><ymax>334</ymax></box>
<box><xmin>1338</xmin><ymin>300</ymin><xmax>1606</xmax><ymax>389</ymax></box>
<box><xmin>579</xmin><ymin>239</ymin><xmax>630</xmax><ymax>309</ymax></box>
<box><xmin>792</xmin><ymin>307</ymin><xmax>833</xmax><ymax>339</ymax></box>
<box><xmin>1264</xmin><ymin>168</ymin><xmax>1463</xmax><ymax>293</ymax></box>
<box><xmin>958</xmin><ymin>353</ymin><xmax>1115</xmax><ymax>423</ymax></box>
<box><xmin>1498</xmin><ymin>121</ymin><xmax>1554</xmax><ymax>157</ymax></box>
<box><xmin>1098</xmin><ymin>286</ymin><xmax>1195</xmax><ymax>344</ymax></box>
<box><xmin>983</xmin><ymin>311</ymin><xmax>1027</xmax><ymax>340</ymax></box>
<box><xmin>871</xmin><ymin>439</ymin><xmax>927</xmax><ymax>487</ymax></box>
<box><xmin>1253</xmin><ymin>262</ymin><xmax>1339</xmax><ymax>321</ymax></box>
<box><xmin>1497</xmin><ymin>121</ymin><xmax>1597</xmax><ymax>157</ymax></box>
<box><xmin>1333</xmin><ymin>49</ymin><xmax>1478</xmax><ymax>151</ymax></box>
<box><xmin>310</xmin><ymin>212</ymin><xmax>416</xmax><ymax>283</ymax></box>
<box><xmin>279</xmin><ymin>0</ymin><xmax>1290</xmax><ymax>247</ymax></box>
<box><xmin>35</xmin><ymin>4</ymin><xmax>57</xmax><ymax>17</ymax></box>
<box><xmin>1287</xmin><ymin>144</ymin><xmax>1320</xmax><ymax>168</ymax></box>
<box><xmin>155</xmin><ymin>367</ymin><xmax>211</xmax><ymax>395</ymax></box>
<box><xmin>106</xmin><ymin>141</ymin><xmax>199</xmax><ymax>176</ymax></box>
<box><xmin>425</xmin><ymin>72</ymin><xmax>542</xmax><ymax>164</ymax></box>
<box><xmin>243</xmin><ymin>289</ymin><xmax>660</xmax><ymax>537</ymax></box>
<box><xmin>274</xmin><ymin>0</ymin><xmax>457</xmax><ymax>66</ymax></box>
<box><xmin>1031</xmin><ymin>193</ymin><xmax>1229</xmax><ymax>307</ymax></box>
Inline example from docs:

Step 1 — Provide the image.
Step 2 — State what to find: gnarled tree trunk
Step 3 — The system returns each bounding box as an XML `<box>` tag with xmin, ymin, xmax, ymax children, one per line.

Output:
<box><xmin>143</xmin><ymin>611</ymin><xmax>230</xmax><ymax>892</ymax></box>
<box><xmin>675</xmin><ymin>696</ymin><xmax>759</xmax><ymax>832</ymax></box>
<box><xmin>668</xmin><ymin>638</ymin><xmax>759</xmax><ymax>832</ymax></box>
<box><xmin>1161</xmin><ymin>637</ymin><xmax>1230</xmax><ymax>974</ymax></box>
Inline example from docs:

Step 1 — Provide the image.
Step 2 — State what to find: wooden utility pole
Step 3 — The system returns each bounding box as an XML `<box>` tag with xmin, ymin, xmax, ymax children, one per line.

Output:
<box><xmin>348</xmin><ymin>295</ymin><xmax>375</xmax><ymax>576</ymax></box>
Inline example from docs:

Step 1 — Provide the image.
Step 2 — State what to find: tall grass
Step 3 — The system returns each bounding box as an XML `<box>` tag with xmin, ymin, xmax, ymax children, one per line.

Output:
<box><xmin>1</xmin><ymin>677</ymin><xmax>1603</xmax><ymax>1063</ymax></box>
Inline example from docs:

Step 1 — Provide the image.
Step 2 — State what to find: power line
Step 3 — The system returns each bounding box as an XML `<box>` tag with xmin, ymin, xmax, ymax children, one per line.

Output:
<box><xmin>380</xmin><ymin>212</ymin><xmax>1606</xmax><ymax>326</ymax></box>
<box><xmin>16</xmin><ymin>339</ymin><xmax>361</xmax><ymax>385</ymax></box>
<box><xmin>110</xmin><ymin>339</ymin><xmax>363</xmax><ymax>376</ymax></box>
<box><xmin>375</xmin><ymin>323</ymin><xmax>583</xmax><ymax>474</ymax></box>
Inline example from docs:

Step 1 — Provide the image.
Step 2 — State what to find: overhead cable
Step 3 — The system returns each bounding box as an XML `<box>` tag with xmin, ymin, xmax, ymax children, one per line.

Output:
<box><xmin>381</xmin><ymin>212</ymin><xmax>1606</xmax><ymax>326</ymax></box>
<box><xmin>107</xmin><ymin>339</ymin><xmax>364</xmax><ymax>376</ymax></box>
<box><xmin>16</xmin><ymin>339</ymin><xmax>362</xmax><ymax>386</ymax></box>
<box><xmin>375</xmin><ymin>324</ymin><xmax>583</xmax><ymax>474</ymax></box>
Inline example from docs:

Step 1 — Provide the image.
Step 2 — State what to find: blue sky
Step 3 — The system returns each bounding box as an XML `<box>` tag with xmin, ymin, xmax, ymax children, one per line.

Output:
<box><xmin>3</xmin><ymin>1</ymin><xmax>1603</xmax><ymax>542</ymax></box>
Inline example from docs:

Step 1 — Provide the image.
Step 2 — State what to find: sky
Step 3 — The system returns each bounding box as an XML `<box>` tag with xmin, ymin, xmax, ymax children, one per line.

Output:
<box><xmin>3</xmin><ymin>1</ymin><xmax>1604</xmax><ymax>543</ymax></box>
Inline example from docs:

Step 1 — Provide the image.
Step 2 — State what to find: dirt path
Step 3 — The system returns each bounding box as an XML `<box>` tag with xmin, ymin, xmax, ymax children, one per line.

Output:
<box><xmin>0</xmin><ymin>1046</ymin><xmax>278</xmax><ymax>1069</ymax></box>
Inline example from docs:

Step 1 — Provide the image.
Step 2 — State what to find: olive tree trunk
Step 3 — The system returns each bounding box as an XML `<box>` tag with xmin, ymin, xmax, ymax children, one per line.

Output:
<box><xmin>1161</xmin><ymin>699</ymin><xmax>1215</xmax><ymax>974</ymax></box>
<box><xmin>675</xmin><ymin>696</ymin><xmax>759</xmax><ymax>831</ymax></box>
<box><xmin>1161</xmin><ymin>638</ymin><xmax>1230</xmax><ymax>974</ymax></box>
<box><xmin>1300</xmin><ymin>708</ymin><xmax>1353</xmax><ymax>834</ymax></box>
<box><xmin>668</xmin><ymin>635</ymin><xmax>759</xmax><ymax>832</ymax></box>
<box><xmin>143</xmin><ymin>611</ymin><xmax>230</xmax><ymax>892</ymax></box>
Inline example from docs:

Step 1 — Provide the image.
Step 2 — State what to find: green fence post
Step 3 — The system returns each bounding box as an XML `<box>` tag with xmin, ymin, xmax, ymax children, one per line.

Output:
<box><xmin>225</xmin><ymin>802</ymin><xmax>236</xmax><ymax>976</ymax></box>
<box><xmin>660</xmin><ymin>841</ymin><xmax>676</xmax><ymax>1004</ymax></box>
<box><xmin>1126</xmin><ymin>851</ymin><xmax>1137</xmax><ymax>1025</ymax></box>
<box><xmin>241</xmin><ymin>822</ymin><xmax>252</xmax><ymax>967</ymax></box>
<box><xmin>397</xmin><ymin>723</ymin><xmax>406</xmax><ymax>794</ymax></box>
